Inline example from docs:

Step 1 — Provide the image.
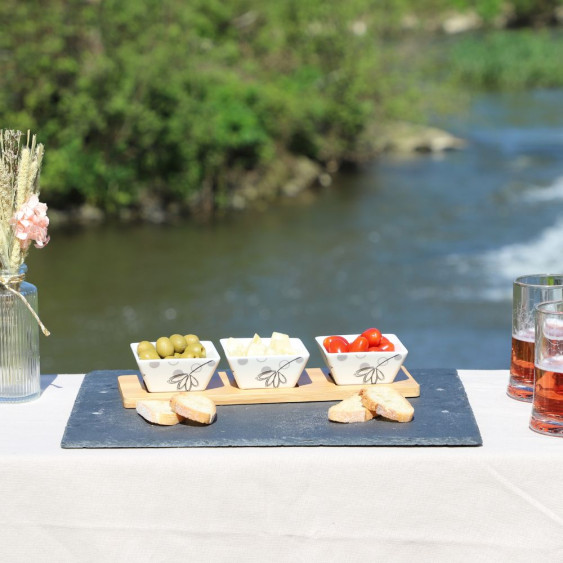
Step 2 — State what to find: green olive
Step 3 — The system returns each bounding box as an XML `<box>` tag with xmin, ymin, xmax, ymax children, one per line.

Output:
<box><xmin>138</xmin><ymin>348</ymin><xmax>160</xmax><ymax>360</ymax></box>
<box><xmin>200</xmin><ymin>347</ymin><xmax>206</xmax><ymax>358</ymax></box>
<box><xmin>170</xmin><ymin>334</ymin><xmax>187</xmax><ymax>353</ymax></box>
<box><xmin>180</xmin><ymin>351</ymin><xmax>196</xmax><ymax>358</ymax></box>
<box><xmin>186</xmin><ymin>343</ymin><xmax>204</xmax><ymax>357</ymax></box>
<box><xmin>184</xmin><ymin>334</ymin><xmax>200</xmax><ymax>346</ymax></box>
<box><xmin>164</xmin><ymin>355</ymin><xmax>175</xmax><ymax>359</ymax></box>
<box><xmin>156</xmin><ymin>337</ymin><xmax>174</xmax><ymax>358</ymax></box>
<box><xmin>137</xmin><ymin>341</ymin><xmax>155</xmax><ymax>354</ymax></box>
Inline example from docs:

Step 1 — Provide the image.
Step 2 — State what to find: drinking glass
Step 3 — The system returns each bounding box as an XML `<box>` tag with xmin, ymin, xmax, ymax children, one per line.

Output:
<box><xmin>530</xmin><ymin>301</ymin><xmax>563</xmax><ymax>436</ymax></box>
<box><xmin>508</xmin><ymin>275</ymin><xmax>563</xmax><ymax>402</ymax></box>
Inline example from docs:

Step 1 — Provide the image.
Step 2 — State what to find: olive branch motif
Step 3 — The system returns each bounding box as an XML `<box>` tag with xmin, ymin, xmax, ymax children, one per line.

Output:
<box><xmin>167</xmin><ymin>360</ymin><xmax>215</xmax><ymax>391</ymax></box>
<box><xmin>354</xmin><ymin>354</ymin><xmax>401</xmax><ymax>384</ymax></box>
<box><xmin>256</xmin><ymin>357</ymin><xmax>302</xmax><ymax>388</ymax></box>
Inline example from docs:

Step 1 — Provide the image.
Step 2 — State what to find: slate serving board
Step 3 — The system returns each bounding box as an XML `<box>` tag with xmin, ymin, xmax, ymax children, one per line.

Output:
<box><xmin>61</xmin><ymin>369</ymin><xmax>482</xmax><ymax>448</ymax></box>
<box><xmin>61</xmin><ymin>368</ymin><xmax>481</xmax><ymax>448</ymax></box>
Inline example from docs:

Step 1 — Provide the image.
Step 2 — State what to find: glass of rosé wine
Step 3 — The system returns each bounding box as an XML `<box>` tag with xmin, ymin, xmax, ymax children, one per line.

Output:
<box><xmin>508</xmin><ymin>275</ymin><xmax>563</xmax><ymax>402</ymax></box>
<box><xmin>530</xmin><ymin>301</ymin><xmax>563</xmax><ymax>436</ymax></box>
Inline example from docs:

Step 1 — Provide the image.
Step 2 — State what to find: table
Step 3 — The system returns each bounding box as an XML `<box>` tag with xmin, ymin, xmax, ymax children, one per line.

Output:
<box><xmin>1</xmin><ymin>371</ymin><xmax>562</xmax><ymax>562</ymax></box>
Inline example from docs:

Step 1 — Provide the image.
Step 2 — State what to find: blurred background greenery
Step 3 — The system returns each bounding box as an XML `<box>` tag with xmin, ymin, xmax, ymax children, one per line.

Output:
<box><xmin>1</xmin><ymin>0</ymin><xmax>562</xmax><ymax>218</ymax></box>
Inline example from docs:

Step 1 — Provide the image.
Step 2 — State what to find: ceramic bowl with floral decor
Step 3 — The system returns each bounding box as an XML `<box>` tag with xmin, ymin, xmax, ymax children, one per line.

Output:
<box><xmin>220</xmin><ymin>337</ymin><xmax>310</xmax><ymax>390</ymax></box>
<box><xmin>130</xmin><ymin>341</ymin><xmax>220</xmax><ymax>392</ymax></box>
<box><xmin>315</xmin><ymin>334</ymin><xmax>408</xmax><ymax>385</ymax></box>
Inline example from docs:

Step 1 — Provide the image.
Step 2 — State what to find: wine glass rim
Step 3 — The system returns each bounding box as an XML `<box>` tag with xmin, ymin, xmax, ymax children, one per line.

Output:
<box><xmin>515</xmin><ymin>274</ymin><xmax>563</xmax><ymax>288</ymax></box>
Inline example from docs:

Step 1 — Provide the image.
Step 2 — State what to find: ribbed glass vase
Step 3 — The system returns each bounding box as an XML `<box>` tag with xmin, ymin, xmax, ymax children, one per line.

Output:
<box><xmin>0</xmin><ymin>265</ymin><xmax>40</xmax><ymax>403</ymax></box>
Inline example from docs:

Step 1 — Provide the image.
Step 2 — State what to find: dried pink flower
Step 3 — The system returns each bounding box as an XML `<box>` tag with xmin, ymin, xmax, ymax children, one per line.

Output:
<box><xmin>10</xmin><ymin>194</ymin><xmax>50</xmax><ymax>250</ymax></box>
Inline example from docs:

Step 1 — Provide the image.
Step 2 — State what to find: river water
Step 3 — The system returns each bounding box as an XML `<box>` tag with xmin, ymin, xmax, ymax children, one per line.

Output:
<box><xmin>28</xmin><ymin>90</ymin><xmax>563</xmax><ymax>375</ymax></box>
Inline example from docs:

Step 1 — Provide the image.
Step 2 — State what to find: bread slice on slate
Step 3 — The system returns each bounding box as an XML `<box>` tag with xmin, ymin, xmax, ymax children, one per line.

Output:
<box><xmin>328</xmin><ymin>394</ymin><xmax>376</xmax><ymax>423</ymax></box>
<box><xmin>136</xmin><ymin>400</ymin><xmax>185</xmax><ymax>426</ymax></box>
<box><xmin>170</xmin><ymin>394</ymin><xmax>217</xmax><ymax>425</ymax></box>
<box><xmin>360</xmin><ymin>387</ymin><xmax>414</xmax><ymax>423</ymax></box>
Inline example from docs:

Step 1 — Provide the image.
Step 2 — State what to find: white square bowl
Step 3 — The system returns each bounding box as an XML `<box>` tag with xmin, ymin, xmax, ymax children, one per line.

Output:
<box><xmin>220</xmin><ymin>338</ymin><xmax>310</xmax><ymax>389</ymax></box>
<box><xmin>130</xmin><ymin>341</ymin><xmax>220</xmax><ymax>393</ymax></box>
<box><xmin>315</xmin><ymin>334</ymin><xmax>408</xmax><ymax>385</ymax></box>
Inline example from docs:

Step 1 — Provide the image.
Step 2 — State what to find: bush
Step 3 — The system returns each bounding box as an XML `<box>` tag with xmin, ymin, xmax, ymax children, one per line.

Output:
<box><xmin>0</xmin><ymin>0</ymin><xmax>407</xmax><ymax>213</ymax></box>
<box><xmin>446</xmin><ymin>30</ymin><xmax>563</xmax><ymax>90</ymax></box>
<box><xmin>4</xmin><ymin>1</ymin><xmax>557</xmax><ymax>214</ymax></box>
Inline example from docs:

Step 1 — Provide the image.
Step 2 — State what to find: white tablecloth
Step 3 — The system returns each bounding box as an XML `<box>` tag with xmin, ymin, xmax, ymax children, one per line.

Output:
<box><xmin>1</xmin><ymin>370</ymin><xmax>562</xmax><ymax>562</ymax></box>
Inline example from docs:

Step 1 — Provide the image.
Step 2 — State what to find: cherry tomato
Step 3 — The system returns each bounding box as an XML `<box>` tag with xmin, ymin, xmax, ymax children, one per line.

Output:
<box><xmin>378</xmin><ymin>336</ymin><xmax>395</xmax><ymax>351</ymax></box>
<box><xmin>327</xmin><ymin>339</ymin><xmax>349</xmax><ymax>353</ymax></box>
<box><xmin>349</xmin><ymin>336</ymin><xmax>369</xmax><ymax>352</ymax></box>
<box><xmin>361</xmin><ymin>328</ymin><xmax>382</xmax><ymax>348</ymax></box>
<box><xmin>368</xmin><ymin>347</ymin><xmax>380</xmax><ymax>352</ymax></box>
<box><xmin>323</xmin><ymin>335</ymin><xmax>349</xmax><ymax>352</ymax></box>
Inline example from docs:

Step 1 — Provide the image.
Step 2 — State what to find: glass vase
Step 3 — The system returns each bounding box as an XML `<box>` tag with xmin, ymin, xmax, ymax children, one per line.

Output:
<box><xmin>0</xmin><ymin>265</ymin><xmax>40</xmax><ymax>403</ymax></box>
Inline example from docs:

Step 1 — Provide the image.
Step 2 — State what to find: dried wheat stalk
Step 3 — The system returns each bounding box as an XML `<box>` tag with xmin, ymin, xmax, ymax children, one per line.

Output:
<box><xmin>0</xmin><ymin>129</ymin><xmax>45</xmax><ymax>274</ymax></box>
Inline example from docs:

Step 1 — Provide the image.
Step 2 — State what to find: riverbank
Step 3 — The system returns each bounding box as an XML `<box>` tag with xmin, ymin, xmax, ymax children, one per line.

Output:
<box><xmin>47</xmin><ymin>121</ymin><xmax>466</xmax><ymax>226</ymax></box>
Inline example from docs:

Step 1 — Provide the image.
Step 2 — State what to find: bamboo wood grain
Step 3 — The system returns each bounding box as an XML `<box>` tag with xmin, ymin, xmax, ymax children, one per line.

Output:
<box><xmin>118</xmin><ymin>367</ymin><xmax>420</xmax><ymax>409</ymax></box>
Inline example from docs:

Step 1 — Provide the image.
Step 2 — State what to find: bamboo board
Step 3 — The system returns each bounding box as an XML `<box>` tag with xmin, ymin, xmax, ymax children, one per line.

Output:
<box><xmin>118</xmin><ymin>366</ymin><xmax>419</xmax><ymax>408</ymax></box>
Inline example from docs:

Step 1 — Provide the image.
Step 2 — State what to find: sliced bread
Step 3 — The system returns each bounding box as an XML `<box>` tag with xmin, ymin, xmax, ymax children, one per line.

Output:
<box><xmin>170</xmin><ymin>394</ymin><xmax>217</xmax><ymax>425</ymax></box>
<box><xmin>328</xmin><ymin>394</ymin><xmax>376</xmax><ymax>423</ymax></box>
<box><xmin>136</xmin><ymin>400</ymin><xmax>185</xmax><ymax>426</ymax></box>
<box><xmin>360</xmin><ymin>386</ymin><xmax>414</xmax><ymax>423</ymax></box>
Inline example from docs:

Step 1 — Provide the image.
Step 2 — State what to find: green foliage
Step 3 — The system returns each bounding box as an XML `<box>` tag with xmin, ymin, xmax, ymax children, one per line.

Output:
<box><xmin>446</xmin><ymin>30</ymin><xmax>563</xmax><ymax>90</ymax></box>
<box><xmin>0</xmin><ymin>0</ymin><xmax>402</xmax><ymax>212</ymax></box>
<box><xmin>1</xmin><ymin>1</ymin><xmax>561</xmax><ymax>214</ymax></box>
<box><xmin>407</xmin><ymin>0</ymin><xmax>563</xmax><ymax>23</ymax></box>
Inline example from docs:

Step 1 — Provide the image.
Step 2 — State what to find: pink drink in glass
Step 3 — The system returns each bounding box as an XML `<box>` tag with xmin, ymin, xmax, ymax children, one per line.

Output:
<box><xmin>508</xmin><ymin>329</ymin><xmax>535</xmax><ymax>401</ymax></box>
<box><xmin>508</xmin><ymin>275</ymin><xmax>563</xmax><ymax>402</ymax></box>
<box><xmin>531</xmin><ymin>307</ymin><xmax>563</xmax><ymax>436</ymax></box>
